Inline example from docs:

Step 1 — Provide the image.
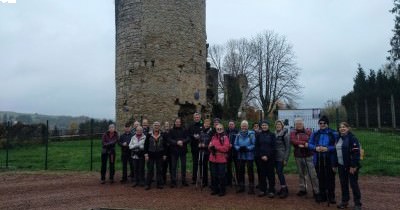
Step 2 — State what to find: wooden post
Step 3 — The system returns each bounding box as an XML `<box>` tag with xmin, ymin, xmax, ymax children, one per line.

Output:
<box><xmin>364</xmin><ymin>99</ymin><xmax>369</xmax><ymax>128</ymax></box>
<box><xmin>391</xmin><ymin>94</ymin><xmax>396</xmax><ymax>129</ymax></box>
<box><xmin>355</xmin><ymin>102</ymin><xmax>359</xmax><ymax>128</ymax></box>
<box><xmin>377</xmin><ymin>97</ymin><xmax>381</xmax><ymax>129</ymax></box>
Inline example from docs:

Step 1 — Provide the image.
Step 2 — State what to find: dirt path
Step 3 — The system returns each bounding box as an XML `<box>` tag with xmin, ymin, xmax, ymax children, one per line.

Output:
<box><xmin>0</xmin><ymin>171</ymin><xmax>398</xmax><ymax>210</ymax></box>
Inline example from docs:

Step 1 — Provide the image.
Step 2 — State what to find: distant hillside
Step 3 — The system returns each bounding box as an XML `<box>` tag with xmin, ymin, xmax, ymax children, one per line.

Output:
<box><xmin>0</xmin><ymin>111</ymin><xmax>109</xmax><ymax>130</ymax></box>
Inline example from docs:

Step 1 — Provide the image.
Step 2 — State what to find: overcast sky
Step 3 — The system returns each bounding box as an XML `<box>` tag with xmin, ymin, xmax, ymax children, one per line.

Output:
<box><xmin>0</xmin><ymin>0</ymin><xmax>394</xmax><ymax>119</ymax></box>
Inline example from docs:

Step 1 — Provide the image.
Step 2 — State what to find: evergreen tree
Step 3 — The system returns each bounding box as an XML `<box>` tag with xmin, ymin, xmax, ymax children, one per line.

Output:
<box><xmin>388</xmin><ymin>0</ymin><xmax>400</xmax><ymax>71</ymax></box>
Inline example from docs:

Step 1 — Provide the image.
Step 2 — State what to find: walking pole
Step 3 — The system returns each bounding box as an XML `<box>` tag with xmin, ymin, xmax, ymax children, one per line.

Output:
<box><xmin>303</xmin><ymin>156</ymin><xmax>315</xmax><ymax>198</ymax></box>
<box><xmin>196</xmin><ymin>150</ymin><xmax>201</xmax><ymax>189</ymax></box>
<box><xmin>200</xmin><ymin>151</ymin><xmax>204</xmax><ymax>191</ymax></box>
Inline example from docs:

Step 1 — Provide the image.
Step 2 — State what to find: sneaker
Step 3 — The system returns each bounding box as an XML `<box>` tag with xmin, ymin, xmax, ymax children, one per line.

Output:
<box><xmin>100</xmin><ymin>180</ymin><xmax>106</xmax><ymax>184</ymax></box>
<box><xmin>258</xmin><ymin>191</ymin><xmax>267</xmax><ymax>197</ymax></box>
<box><xmin>296</xmin><ymin>190</ymin><xmax>307</xmax><ymax>196</ymax></box>
<box><xmin>337</xmin><ymin>202</ymin><xmax>348</xmax><ymax>209</ymax></box>
<box><xmin>279</xmin><ymin>187</ymin><xmax>288</xmax><ymax>199</ymax></box>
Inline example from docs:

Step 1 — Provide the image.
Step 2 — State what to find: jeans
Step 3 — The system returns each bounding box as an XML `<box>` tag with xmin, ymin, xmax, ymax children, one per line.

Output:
<box><xmin>101</xmin><ymin>149</ymin><xmax>115</xmax><ymax>181</ymax></box>
<box><xmin>338</xmin><ymin>165</ymin><xmax>362</xmax><ymax>206</ymax></box>
<box><xmin>275</xmin><ymin>161</ymin><xmax>287</xmax><ymax>186</ymax></box>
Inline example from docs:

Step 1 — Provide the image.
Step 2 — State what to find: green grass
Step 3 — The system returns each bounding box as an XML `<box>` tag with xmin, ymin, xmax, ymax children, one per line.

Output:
<box><xmin>0</xmin><ymin>130</ymin><xmax>399</xmax><ymax>176</ymax></box>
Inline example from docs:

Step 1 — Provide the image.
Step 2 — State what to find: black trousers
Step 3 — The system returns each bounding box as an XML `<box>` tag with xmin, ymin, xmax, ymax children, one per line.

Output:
<box><xmin>121</xmin><ymin>151</ymin><xmax>133</xmax><ymax>181</ymax></box>
<box><xmin>191</xmin><ymin>149</ymin><xmax>199</xmax><ymax>182</ymax></box>
<box><xmin>226</xmin><ymin>153</ymin><xmax>238</xmax><ymax>186</ymax></box>
<box><xmin>162</xmin><ymin>155</ymin><xmax>171</xmax><ymax>183</ymax></box>
<box><xmin>101</xmin><ymin>149</ymin><xmax>115</xmax><ymax>181</ymax></box>
<box><xmin>237</xmin><ymin>159</ymin><xmax>254</xmax><ymax>188</ymax></box>
<box><xmin>257</xmin><ymin>157</ymin><xmax>276</xmax><ymax>193</ymax></box>
<box><xmin>133</xmin><ymin>157</ymin><xmax>145</xmax><ymax>185</ymax></box>
<box><xmin>146</xmin><ymin>156</ymin><xmax>164</xmax><ymax>186</ymax></box>
<box><xmin>315</xmin><ymin>154</ymin><xmax>335</xmax><ymax>200</ymax></box>
<box><xmin>210</xmin><ymin>162</ymin><xmax>226</xmax><ymax>193</ymax></box>
<box><xmin>170</xmin><ymin>152</ymin><xmax>187</xmax><ymax>183</ymax></box>
<box><xmin>338</xmin><ymin>165</ymin><xmax>362</xmax><ymax>206</ymax></box>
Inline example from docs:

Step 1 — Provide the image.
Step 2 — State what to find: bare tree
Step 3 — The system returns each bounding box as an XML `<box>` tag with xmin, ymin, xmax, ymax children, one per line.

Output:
<box><xmin>252</xmin><ymin>30</ymin><xmax>302</xmax><ymax>116</ymax></box>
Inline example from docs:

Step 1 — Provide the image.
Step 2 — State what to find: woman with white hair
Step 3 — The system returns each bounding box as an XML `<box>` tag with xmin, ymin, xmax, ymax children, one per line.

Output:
<box><xmin>130</xmin><ymin>126</ymin><xmax>146</xmax><ymax>187</ymax></box>
<box><xmin>100</xmin><ymin>124</ymin><xmax>119</xmax><ymax>184</ymax></box>
<box><xmin>234</xmin><ymin>120</ymin><xmax>256</xmax><ymax>194</ymax></box>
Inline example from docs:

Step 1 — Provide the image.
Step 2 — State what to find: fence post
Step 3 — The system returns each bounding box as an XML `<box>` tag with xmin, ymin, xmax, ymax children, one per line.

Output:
<box><xmin>6</xmin><ymin>121</ymin><xmax>10</xmax><ymax>169</ymax></box>
<box><xmin>364</xmin><ymin>99</ymin><xmax>369</xmax><ymax>128</ymax></box>
<box><xmin>391</xmin><ymin>94</ymin><xmax>396</xmax><ymax>129</ymax></box>
<box><xmin>377</xmin><ymin>97</ymin><xmax>381</xmax><ymax>129</ymax></box>
<box><xmin>336</xmin><ymin>108</ymin><xmax>339</xmax><ymax>131</ymax></box>
<box><xmin>44</xmin><ymin>120</ymin><xmax>49</xmax><ymax>170</ymax></box>
<box><xmin>90</xmin><ymin>119</ymin><xmax>94</xmax><ymax>171</ymax></box>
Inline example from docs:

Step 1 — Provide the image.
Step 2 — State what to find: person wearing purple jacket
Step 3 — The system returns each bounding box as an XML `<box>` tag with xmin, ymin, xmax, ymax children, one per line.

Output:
<box><xmin>101</xmin><ymin>124</ymin><xmax>119</xmax><ymax>184</ymax></box>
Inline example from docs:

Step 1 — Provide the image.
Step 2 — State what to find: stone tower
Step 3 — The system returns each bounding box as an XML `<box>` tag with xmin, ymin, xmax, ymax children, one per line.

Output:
<box><xmin>115</xmin><ymin>0</ymin><xmax>207</xmax><ymax>129</ymax></box>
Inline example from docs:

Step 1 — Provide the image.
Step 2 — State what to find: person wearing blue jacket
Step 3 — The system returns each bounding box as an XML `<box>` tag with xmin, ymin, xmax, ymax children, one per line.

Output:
<box><xmin>306</xmin><ymin>116</ymin><xmax>338</xmax><ymax>204</ymax></box>
<box><xmin>234</xmin><ymin>120</ymin><xmax>256</xmax><ymax>194</ymax></box>
<box><xmin>255</xmin><ymin>120</ymin><xmax>276</xmax><ymax>198</ymax></box>
<box><xmin>335</xmin><ymin>122</ymin><xmax>362</xmax><ymax>210</ymax></box>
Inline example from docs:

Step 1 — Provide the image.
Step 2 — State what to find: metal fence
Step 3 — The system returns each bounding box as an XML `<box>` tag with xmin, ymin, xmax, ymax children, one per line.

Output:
<box><xmin>0</xmin><ymin>116</ymin><xmax>399</xmax><ymax>176</ymax></box>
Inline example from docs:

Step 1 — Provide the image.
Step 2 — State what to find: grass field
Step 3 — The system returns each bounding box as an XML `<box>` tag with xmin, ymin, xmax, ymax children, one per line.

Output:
<box><xmin>0</xmin><ymin>129</ymin><xmax>399</xmax><ymax>176</ymax></box>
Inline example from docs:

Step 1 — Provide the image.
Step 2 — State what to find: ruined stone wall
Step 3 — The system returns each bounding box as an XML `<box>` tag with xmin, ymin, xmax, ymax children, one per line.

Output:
<box><xmin>115</xmin><ymin>0</ymin><xmax>207</xmax><ymax>129</ymax></box>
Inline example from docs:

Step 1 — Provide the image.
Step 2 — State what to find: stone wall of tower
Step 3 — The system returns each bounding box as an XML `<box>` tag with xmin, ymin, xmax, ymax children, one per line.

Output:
<box><xmin>115</xmin><ymin>0</ymin><xmax>207</xmax><ymax>129</ymax></box>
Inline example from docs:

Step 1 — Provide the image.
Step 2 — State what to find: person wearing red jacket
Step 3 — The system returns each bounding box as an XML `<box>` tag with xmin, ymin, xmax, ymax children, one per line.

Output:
<box><xmin>101</xmin><ymin>124</ymin><xmax>119</xmax><ymax>184</ymax></box>
<box><xmin>209</xmin><ymin>123</ymin><xmax>230</xmax><ymax>196</ymax></box>
<box><xmin>290</xmin><ymin>118</ymin><xmax>321</xmax><ymax>203</ymax></box>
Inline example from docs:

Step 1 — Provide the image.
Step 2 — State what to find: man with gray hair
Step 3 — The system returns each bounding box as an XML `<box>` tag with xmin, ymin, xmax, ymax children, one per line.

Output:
<box><xmin>290</xmin><ymin>118</ymin><xmax>321</xmax><ymax>203</ymax></box>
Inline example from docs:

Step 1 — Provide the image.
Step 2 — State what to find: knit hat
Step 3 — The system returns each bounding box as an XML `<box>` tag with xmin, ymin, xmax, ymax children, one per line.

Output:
<box><xmin>213</xmin><ymin>118</ymin><xmax>221</xmax><ymax>123</ymax></box>
<box><xmin>318</xmin><ymin>115</ymin><xmax>329</xmax><ymax>125</ymax></box>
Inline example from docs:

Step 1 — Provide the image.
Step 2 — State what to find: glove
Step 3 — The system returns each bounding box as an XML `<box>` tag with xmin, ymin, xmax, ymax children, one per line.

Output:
<box><xmin>239</xmin><ymin>146</ymin><xmax>247</xmax><ymax>153</ymax></box>
<box><xmin>210</xmin><ymin>145</ymin><xmax>216</xmax><ymax>155</ymax></box>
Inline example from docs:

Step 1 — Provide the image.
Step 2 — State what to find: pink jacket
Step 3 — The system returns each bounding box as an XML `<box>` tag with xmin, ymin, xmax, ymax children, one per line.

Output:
<box><xmin>209</xmin><ymin>134</ymin><xmax>230</xmax><ymax>163</ymax></box>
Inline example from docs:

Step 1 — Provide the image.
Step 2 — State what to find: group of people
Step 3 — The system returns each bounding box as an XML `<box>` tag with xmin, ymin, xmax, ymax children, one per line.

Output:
<box><xmin>100</xmin><ymin>114</ymin><xmax>362</xmax><ymax>210</ymax></box>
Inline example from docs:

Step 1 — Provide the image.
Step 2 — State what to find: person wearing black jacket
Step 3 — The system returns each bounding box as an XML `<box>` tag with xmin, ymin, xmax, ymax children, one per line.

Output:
<box><xmin>101</xmin><ymin>124</ymin><xmax>119</xmax><ymax>184</ymax></box>
<box><xmin>197</xmin><ymin>119</ymin><xmax>212</xmax><ymax>187</ymax></box>
<box><xmin>168</xmin><ymin>118</ymin><xmax>190</xmax><ymax>187</ymax></box>
<box><xmin>161</xmin><ymin>121</ymin><xmax>171</xmax><ymax>185</ymax></box>
<box><xmin>255</xmin><ymin>120</ymin><xmax>276</xmax><ymax>198</ymax></box>
<box><xmin>335</xmin><ymin>122</ymin><xmax>362</xmax><ymax>210</ymax></box>
<box><xmin>118</xmin><ymin>122</ymin><xmax>134</xmax><ymax>183</ymax></box>
<box><xmin>144</xmin><ymin>121</ymin><xmax>167</xmax><ymax>190</ymax></box>
<box><xmin>225</xmin><ymin>120</ymin><xmax>239</xmax><ymax>186</ymax></box>
<box><xmin>188</xmin><ymin>113</ymin><xmax>203</xmax><ymax>184</ymax></box>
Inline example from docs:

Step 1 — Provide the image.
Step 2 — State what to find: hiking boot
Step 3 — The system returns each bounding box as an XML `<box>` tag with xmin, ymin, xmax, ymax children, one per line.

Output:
<box><xmin>337</xmin><ymin>202</ymin><xmax>348</xmax><ymax>209</ymax></box>
<box><xmin>258</xmin><ymin>191</ymin><xmax>267</xmax><ymax>197</ymax></box>
<box><xmin>109</xmin><ymin>179</ymin><xmax>114</xmax><ymax>184</ymax></box>
<box><xmin>182</xmin><ymin>181</ymin><xmax>189</xmax><ymax>186</ymax></box>
<box><xmin>157</xmin><ymin>185</ymin><xmax>163</xmax><ymax>189</ymax></box>
<box><xmin>248</xmin><ymin>185</ymin><xmax>255</xmax><ymax>195</ymax></box>
<box><xmin>267</xmin><ymin>192</ymin><xmax>275</xmax><ymax>198</ymax></box>
<box><xmin>279</xmin><ymin>187</ymin><xmax>288</xmax><ymax>199</ymax></box>
<box><xmin>120</xmin><ymin>179</ymin><xmax>127</xmax><ymax>183</ymax></box>
<box><xmin>315</xmin><ymin>193</ymin><xmax>323</xmax><ymax>203</ymax></box>
<box><xmin>145</xmin><ymin>185</ymin><xmax>151</xmax><ymax>190</ymax></box>
<box><xmin>296</xmin><ymin>190</ymin><xmax>307</xmax><ymax>196</ymax></box>
<box><xmin>236</xmin><ymin>187</ymin><xmax>245</xmax><ymax>193</ymax></box>
<box><xmin>218</xmin><ymin>191</ymin><xmax>226</xmax><ymax>196</ymax></box>
<box><xmin>353</xmin><ymin>205</ymin><xmax>362</xmax><ymax>210</ymax></box>
<box><xmin>100</xmin><ymin>180</ymin><xmax>106</xmax><ymax>185</ymax></box>
<box><xmin>329</xmin><ymin>198</ymin><xmax>336</xmax><ymax>204</ymax></box>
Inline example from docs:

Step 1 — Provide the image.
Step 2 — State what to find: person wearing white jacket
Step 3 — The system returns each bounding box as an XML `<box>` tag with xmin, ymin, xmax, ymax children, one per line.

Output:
<box><xmin>130</xmin><ymin>126</ymin><xmax>146</xmax><ymax>187</ymax></box>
